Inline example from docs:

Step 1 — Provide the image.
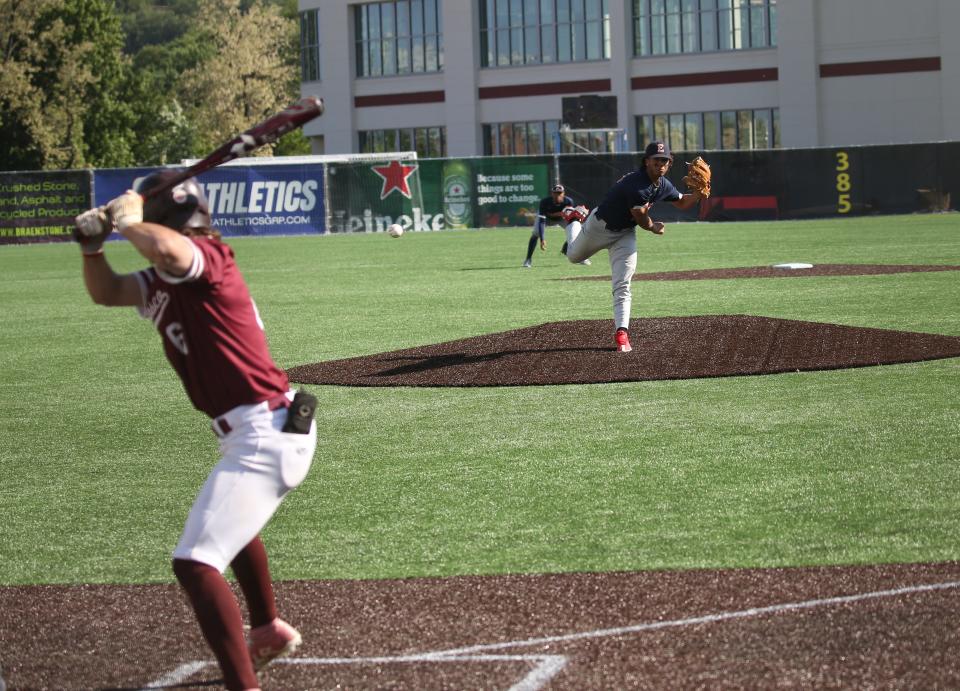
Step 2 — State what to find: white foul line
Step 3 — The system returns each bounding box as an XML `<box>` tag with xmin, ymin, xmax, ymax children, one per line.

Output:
<box><xmin>139</xmin><ymin>661</ymin><xmax>209</xmax><ymax>689</ymax></box>
<box><xmin>284</xmin><ymin>653</ymin><xmax>569</xmax><ymax>691</ymax></box>
<box><xmin>139</xmin><ymin>579</ymin><xmax>960</xmax><ymax>690</ymax></box>
<box><xmin>423</xmin><ymin>579</ymin><xmax>960</xmax><ymax>658</ymax></box>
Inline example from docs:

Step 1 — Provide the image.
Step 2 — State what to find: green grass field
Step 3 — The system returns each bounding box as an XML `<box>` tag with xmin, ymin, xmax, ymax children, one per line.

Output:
<box><xmin>1</xmin><ymin>214</ymin><xmax>958</xmax><ymax>585</ymax></box>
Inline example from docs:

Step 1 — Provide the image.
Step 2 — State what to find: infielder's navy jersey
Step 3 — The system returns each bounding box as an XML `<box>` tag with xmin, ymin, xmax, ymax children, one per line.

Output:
<box><xmin>538</xmin><ymin>194</ymin><xmax>574</xmax><ymax>218</ymax></box>
<box><xmin>596</xmin><ymin>169</ymin><xmax>681</xmax><ymax>230</ymax></box>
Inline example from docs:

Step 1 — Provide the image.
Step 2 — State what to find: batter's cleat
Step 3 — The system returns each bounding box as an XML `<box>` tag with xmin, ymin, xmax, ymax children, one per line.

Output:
<box><xmin>615</xmin><ymin>328</ymin><xmax>632</xmax><ymax>353</ymax></box>
<box><xmin>560</xmin><ymin>242</ymin><xmax>568</xmax><ymax>256</ymax></box>
<box><xmin>577</xmin><ymin>258</ymin><xmax>591</xmax><ymax>266</ymax></box>
<box><xmin>248</xmin><ymin>618</ymin><xmax>302</xmax><ymax>671</ymax></box>
<box><xmin>522</xmin><ymin>259</ymin><xmax>532</xmax><ymax>268</ymax></box>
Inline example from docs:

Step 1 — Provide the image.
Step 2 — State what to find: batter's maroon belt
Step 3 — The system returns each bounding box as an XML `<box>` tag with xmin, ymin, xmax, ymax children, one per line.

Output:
<box><xmin>212</xmin><ymin>394</ymin><xmax>291</xmax><ymax>438</ymax></box>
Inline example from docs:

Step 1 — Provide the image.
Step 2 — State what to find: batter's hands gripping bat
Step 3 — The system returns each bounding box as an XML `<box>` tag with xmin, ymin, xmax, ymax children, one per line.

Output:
<box><xmin>142</xmin><ymin>95</ymin><xmax>325</xmax><ymax>201</ymax></box>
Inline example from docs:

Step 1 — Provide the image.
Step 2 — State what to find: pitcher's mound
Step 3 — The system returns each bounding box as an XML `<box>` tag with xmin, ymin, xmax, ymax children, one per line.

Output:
<box><xmin>287</xmin><ymin>316</ymin><xmax>960</xmax><ymax>387</ymax></box>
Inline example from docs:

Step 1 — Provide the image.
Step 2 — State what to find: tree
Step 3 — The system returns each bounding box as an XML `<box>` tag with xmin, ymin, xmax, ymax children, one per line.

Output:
<box><xmin>58</xmin><ymin>0</ymin><xmax>138</xmax><ymax>167</ymax></box>
<box><xmin>0</xmin><ymin>0</ymin><xmax>80</xmax><ymax>169</ymax></box>
<box><xmin>116</xmin><ymin>0</ymin><xmax>198</xmax><ymax>54</ymax></box>
<box><xmin>178</xmin><ymin>0</ymin><xmax>299</xmax><ymax>157</ymax></box>
<box><xmin>0</xmin><ymin>0</ymin><xmax>132</xmax><ymax>170</ymax></box>
<box><xmin>125</xmin><ymin>28</ymin><xmax>215</xmax><ymax>165</ymax></box>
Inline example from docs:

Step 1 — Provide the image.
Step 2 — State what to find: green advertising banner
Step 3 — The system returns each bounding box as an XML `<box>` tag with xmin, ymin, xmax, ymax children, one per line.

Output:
<box><xmin>326</xmin><ymin>157</ymin><xmax>444</xmax><ymax>233</ymax></box>
<box><xmin>470</xmin><ymin>157</ymin><xmax>550</xmax><ymax>228</ymax></box>
<box><xmin>0</xmin><ymin>170</ymin><xmax>92</xmax><ymax>244</ymax></box>
<box><xmin>323</xmin><ymin>156</ymin><xmax>551</xmax><ymax>231</ymax></box>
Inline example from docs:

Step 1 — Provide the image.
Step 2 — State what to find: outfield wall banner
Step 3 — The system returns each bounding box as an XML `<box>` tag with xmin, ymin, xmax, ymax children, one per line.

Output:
<box><xmin>326</xmin><ymin>158</ymin><xmax>438</xmax><ymax>233</ymax></box>
<box><xmin>95</xmin><ymin>164</ymin><xmax>326</xmax><ymax>236</ymax></box>
<box><xmin>0</xmin><ymin>170</ymin><xmax>92</xmax><ymax>244</ymax></box>
<box><xmin>471</xmin><ymin>157</ymin><xmax>551</xmax><ymax>228</ymax></box>
<box><xmin>557</xmin><ymin>142</ymin><xmax>959</xmax><ymax>222</ymax></box>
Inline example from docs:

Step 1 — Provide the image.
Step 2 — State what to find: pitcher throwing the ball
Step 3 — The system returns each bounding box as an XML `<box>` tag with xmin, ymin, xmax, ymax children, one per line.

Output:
<box><xmin>563</xmin><ymin>142</ymin><xmax>711</xmax><ymax>352</ymax></box>
<box><xmin>74</xmin><ymin>170</ymin><xmax>317</xmax><ymax>691</ymax></box>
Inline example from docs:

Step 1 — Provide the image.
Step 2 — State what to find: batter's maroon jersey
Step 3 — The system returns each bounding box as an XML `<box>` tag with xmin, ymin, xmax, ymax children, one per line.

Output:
<box><xmin>134</xmin><ymin>236</ymin><xmax>289</xmax><ymax>418</ymax></box>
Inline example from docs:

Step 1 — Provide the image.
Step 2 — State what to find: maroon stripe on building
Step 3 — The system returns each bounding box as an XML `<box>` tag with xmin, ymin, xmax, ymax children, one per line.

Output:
<box><xmin>819</xmin><ymin>56</ymin><xmax>941</xmax><ymax>78</ymax></box>
<box><xmin>354</xmin><ymin>91</ymin><xmax>445</xmax><ymax>107</ymax></box>
<box><xmin>631</xmin><ymin>67</ymin><xmax>778</xmax><ymax>90</ymax></box>
<box><xmin>478</xmin><ymin>79</ymin><xmax>611</xmax><ymax>99</ymax></box>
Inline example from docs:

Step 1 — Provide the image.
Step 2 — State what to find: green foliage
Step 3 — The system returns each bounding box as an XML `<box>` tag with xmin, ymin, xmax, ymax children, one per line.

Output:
<box><xmin>55</xmin><ymin>0</ymin><xmax>138</xmax><ymax>167</ymax></box>
<box><xmin>0</xmin><ymin>0</ymin><xmax>302</xmax><ymax>170</ymax></box>
<box><xmin>179</xmin><ymin>0</ymin><xmax>299</xmax><ymax>155</ymax></box>
<box><xmin>117</xmin><ymin>0</ymin><xmax>199</xmax><ymax>54</ymax></box>
<box><xmin>273</xmin><ymin>128</ymin><xmax>313</xmax><ymax>157</ymax></box>
<box><xmin>0</xmin><ymin>0</ymin><xmax>128</xmax><ymax>169</ymax></box>
<box><xmin>125</xmin><ymin>29</ymin><xmax>216</xmax><ymax>164</ymax></box>
<box><xmin>1</xmin><ymin>215</ymin><xmax>959</xmax><ymax>584</ymax></box>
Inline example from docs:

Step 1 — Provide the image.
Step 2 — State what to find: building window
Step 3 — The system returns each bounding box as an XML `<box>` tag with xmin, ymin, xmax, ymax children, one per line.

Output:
<box><xmin>300</xmin><ymin>9</ymin><xmax>320</xmax><ymax>81</ymax></box>
<box><xmin>483</xmin><ymin>120</ymin><xmax>621</xmax><ymax>155</ymax></box>
<box><xmin>484</xmin><ymin>121</ymin><xmax>558</xmax><ymax>155</ymax></box>
<box><xmin>636</xmin><ymin>108</ymin><xmax>780</xmax><ymax>150</ymax></box>
<box><xmin>480</xmin><ymin>0</ymin><xmax>610</xmax><ymax>67</ymax></box>
<box><xmin>633</xmin><ymin>0</ymin><xmax>776</xmax><ymax>56</ymax></box>
<box><xmin>355</xmin><ymin>0</ymin><xmax>443</xmax><ymax>77</ymax></box>
<box><xmin>359</xmin><ymin>127</ymin><xmax>446</xmax><ymax>157</ymax></box>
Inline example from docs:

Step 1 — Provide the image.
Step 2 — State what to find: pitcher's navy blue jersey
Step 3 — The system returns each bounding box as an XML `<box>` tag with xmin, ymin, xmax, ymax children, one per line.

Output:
<box><xmin>596</xmin><ymin>170</ymin><xmax>681</xmax><ymax>231</ymax></box>
<box><xmin>539</xmin><ymin>194</ymin><xmax>575</xmax><ymax>219</ymax></box>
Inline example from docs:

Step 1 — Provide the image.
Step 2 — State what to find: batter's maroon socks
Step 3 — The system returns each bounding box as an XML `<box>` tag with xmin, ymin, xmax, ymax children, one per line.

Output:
<box><xmin>230</xmin><ymin>535</ymin><xmax>278</xmax><ymax>628</ymax></box>
<box><xmin>173</xmin><ymin>558</ymin><xmax>259</xmax><ymax>691</ymax></box>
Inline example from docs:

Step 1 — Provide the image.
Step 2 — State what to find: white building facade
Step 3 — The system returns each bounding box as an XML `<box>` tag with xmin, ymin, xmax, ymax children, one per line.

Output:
<box><xmin>298</xmin><ymin>0</ymin><xmax>960</xmax><ymax>157</ymax></box>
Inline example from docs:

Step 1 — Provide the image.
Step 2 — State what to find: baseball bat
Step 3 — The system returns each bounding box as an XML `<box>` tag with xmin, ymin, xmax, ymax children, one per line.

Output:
<box><xmin>142</xmin><ymin>95</ymin><xmax>325</xmax><ymax>200</ymax></box>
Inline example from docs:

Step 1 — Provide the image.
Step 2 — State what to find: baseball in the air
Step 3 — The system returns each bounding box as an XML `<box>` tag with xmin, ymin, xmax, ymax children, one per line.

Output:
<box><xmin>387</xmin><ymin>223</ymin><xmax>404</xmax><ymax>238</ymax></box>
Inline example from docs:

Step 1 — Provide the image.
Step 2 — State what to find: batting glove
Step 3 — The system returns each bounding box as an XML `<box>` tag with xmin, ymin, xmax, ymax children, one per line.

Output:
<box><xmin>73</xmin><ymin>207</ymin><xmax>111</xmax><ymax>255</ymax></box>
<box><xmin>107</xmin><ymin>190</ymin><xmax>144</xmax><ymax>233</ymax></box>
<box><xmin>561</xmin><ymin>205</ymin><xmax>589</xmax><ymax>224</ymax></box>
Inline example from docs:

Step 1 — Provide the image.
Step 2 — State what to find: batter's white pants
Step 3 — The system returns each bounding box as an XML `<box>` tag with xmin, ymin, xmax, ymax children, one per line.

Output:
<box><xmin>565</xmin><ymin>210</ymin><xmax>638</xmax><ymax>330</ymax></box>
<box><xmin>173</xmin><ymin>394</ymin><xmax>317</xmax><ymax>573</ymax></box>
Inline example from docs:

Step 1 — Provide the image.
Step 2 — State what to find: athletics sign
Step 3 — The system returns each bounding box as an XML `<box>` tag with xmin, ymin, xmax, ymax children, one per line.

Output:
<box><xmin>94</xmin><ymin>164</ymin><xmax>327</xmax><ymax>236</ymax></box>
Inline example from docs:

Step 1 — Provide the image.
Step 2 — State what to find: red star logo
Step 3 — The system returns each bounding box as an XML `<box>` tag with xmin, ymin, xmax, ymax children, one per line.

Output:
<box><xmin>372</xmin><ymin>160</ymin><xmax>418</xmax><ymax>200</ymax></box>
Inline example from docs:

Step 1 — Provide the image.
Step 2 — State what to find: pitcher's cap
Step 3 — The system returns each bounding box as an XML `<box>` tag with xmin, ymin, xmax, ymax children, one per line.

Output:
<box><xmin>644</xmin><ymin>141</ymin><xmax>673</xmax><ymax>160</ymax></box>
<box><xmin>552</xmin><ymin>183</ymin><xmax>565</xmax><ymax>193</ymax></box>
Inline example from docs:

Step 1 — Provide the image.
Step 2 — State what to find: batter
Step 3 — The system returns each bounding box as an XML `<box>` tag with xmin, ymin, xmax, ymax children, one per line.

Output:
<box><xmin>74</xmin><ymin>170</ymin><xmax>315</xmax><ymax>691</ymax></box>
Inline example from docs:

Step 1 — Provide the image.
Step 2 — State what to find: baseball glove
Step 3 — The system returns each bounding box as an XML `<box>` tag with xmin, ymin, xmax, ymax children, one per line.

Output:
<box><xmin>682</xmin><ymin>156</ymin><xmax>711</xmax><ymax>198</ymax></box>
<box><xmin>561</xmin><ymin>205</ymin><xmax>589</xmax><ymax>224</ymax></box>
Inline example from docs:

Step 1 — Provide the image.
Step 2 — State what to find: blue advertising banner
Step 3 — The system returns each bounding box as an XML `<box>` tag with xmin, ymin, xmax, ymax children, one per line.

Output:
<box><xmin>94</xmin><ymin>164</ymin><xmax>327</xmax><ymax>236</ymax></box>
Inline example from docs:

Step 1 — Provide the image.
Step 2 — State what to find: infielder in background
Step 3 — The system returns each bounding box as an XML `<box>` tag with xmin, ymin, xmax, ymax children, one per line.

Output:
<box><xmin>563</xmin><ymin>141</ymin><xmax>711</xmax><ymax>352</ymax></box>
<box><xmin>522</xmin><ymin>183</ymin><xmax>590</xmax><ymax>268</ymax></box>
<box><xmin>74</xmin><ymin>171</ymin><xmax>318</xmax><ymax>691</ymax></box>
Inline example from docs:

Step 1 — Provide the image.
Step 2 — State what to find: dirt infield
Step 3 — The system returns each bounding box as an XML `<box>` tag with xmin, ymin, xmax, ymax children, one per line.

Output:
<box><xmin>287</xmin><ymin>316</ymin><xmax>960</xmax><ymax>387</ymax></box>
<box><xmin>3</xmin><ymin>561</ymin><xmax>960</xmax><ymax>689</ymax></box>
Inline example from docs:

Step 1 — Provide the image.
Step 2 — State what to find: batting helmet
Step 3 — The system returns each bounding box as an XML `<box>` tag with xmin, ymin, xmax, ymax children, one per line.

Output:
<box><xmin>135</xmin><ymin>170</ymin><xmax>211</xmax><ymax>232</ymax></box>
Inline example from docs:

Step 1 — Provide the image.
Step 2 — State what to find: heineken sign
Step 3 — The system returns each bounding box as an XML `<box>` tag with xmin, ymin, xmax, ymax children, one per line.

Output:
<box><xmin>326</xmin><ymin>157</ymin><xmax>444</xmax><ymax>234</ymax></box>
